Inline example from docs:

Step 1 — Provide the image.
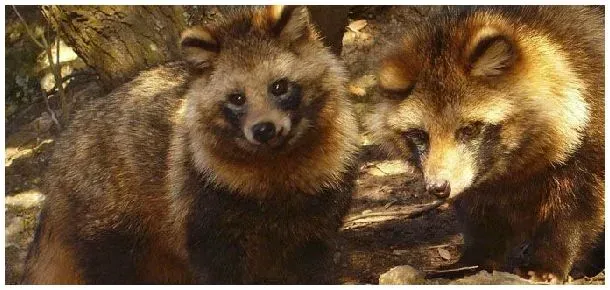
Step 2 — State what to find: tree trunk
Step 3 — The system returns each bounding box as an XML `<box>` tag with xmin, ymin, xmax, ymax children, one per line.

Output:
<box><xmin>42</xmin><ymin>6</ymin><xmax>351</xmax><ymax>91</ymax></box>
<box><xmin>42</xmin><ymin>6</ymin><xmax>186</xmax><ymax>91</ymax></box>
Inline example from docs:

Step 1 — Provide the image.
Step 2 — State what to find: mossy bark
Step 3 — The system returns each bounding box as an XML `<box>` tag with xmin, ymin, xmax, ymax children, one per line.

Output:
<box><xmin>42</xmin><ymin>6</ymin><xmax>186</xmax><ymax>91</ymax></box>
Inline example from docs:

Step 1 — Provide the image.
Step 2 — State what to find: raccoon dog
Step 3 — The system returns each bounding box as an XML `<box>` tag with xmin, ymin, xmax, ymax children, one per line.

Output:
<box><xmin>367</xmin><ymin>6</ymin><xmax>604</xmax><ymax>283</ymax></box>
<box><xmin>22</xmin><ymin>6</ymin><xmax>359</xmax><ymax>284</ymax></box>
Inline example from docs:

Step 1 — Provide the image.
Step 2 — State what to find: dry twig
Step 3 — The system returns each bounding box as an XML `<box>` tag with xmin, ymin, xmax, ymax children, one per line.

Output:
<box><xmin>424</xmin><ymin>266</ymin><xmax>479</xmax><ymax>279</ymax></box>
<box><xmin>13</xmin><ymin>5</ymin><xmax>69</xmax><ymax>125</ymax></box>
<box><xmin>42</xmin><ymin>90</ymin><xmax>61</xmax><ymax>130</ymax></box>
<box><xmin>427</xmin><ymin>243</ymin><xmax>462</xmax><ymax>249</ymax></box>
<box><xmin>11</xmin><ymin>6</ymin><xmax>45</xmax><ymax>49</ymax></box>
<box><xmin>344</xmin><ymin>200</ymin><xmax>445</xmax><ymax>224</ymax></box>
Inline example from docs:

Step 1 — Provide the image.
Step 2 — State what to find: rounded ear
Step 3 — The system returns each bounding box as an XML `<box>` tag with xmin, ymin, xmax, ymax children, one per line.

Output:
<box><xmin>467</xmin><ymin>27</ymin><xmax>517</xmax><ymax>77</ymax></box>
<box><xmin>262</xmin><ymin>5</ymin><xmax>314</xmax><ymax>44</ymax></box>
<box><xmin>379</xmin><ymin>58</ymin><xmax>412</xmax><ymax>91</ymax></box>
<box><xmin>377</xmin><ymin>51</ymin><xmax>419</xmax><ymax>100</ymax></box>
<box><xmin>180</xmin><ymin>27</ymin><xmax>219</xmax><ymax>70</ymax></box>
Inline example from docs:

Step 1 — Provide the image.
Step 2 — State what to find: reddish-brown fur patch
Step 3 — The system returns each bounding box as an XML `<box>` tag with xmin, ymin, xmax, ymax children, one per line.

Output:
<box><xmin>369</xmin><ymin>6</ymin><xmax>604</xmax><ymax>282</ymax></box>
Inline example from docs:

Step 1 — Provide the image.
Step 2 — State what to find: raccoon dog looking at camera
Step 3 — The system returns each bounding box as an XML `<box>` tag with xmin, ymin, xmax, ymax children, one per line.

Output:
<box><xmin>22</xmin><ymin>6</ymin><xmax>359</xmax><ymax>284</ymax></box>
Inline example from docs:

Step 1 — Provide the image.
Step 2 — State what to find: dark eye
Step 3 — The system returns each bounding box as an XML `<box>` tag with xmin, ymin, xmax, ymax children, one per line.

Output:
<box><xmin>273</xmin><ymin>80</ymin><xmax>302</xmax><ymax>110</ymax></box>
<box><xmin>457</xmin><ymin>122</ymin><xmax>484</xmax><ymax>140</ymax></box>
<box><xmin>403</xmin><ymin>129</ymin><xmax>428</xmax><ymax>147</ymax></box>
<box><xmin>228</xmin><ymin>93</ymin><xmax>246</xmax><ymax>106</ymax></box>
<box><xmin>270</xmin><ymin>78</ymin><xmax>289</xmax><ymax>96</ymax></box>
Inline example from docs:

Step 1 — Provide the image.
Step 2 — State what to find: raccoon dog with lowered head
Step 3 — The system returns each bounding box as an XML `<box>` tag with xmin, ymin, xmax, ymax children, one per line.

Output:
<box><xmin>367</xmin><ymin>6</ymin><xmax>604</xmax><ymax>283</ymax></box>
<box><xmin>22</xmin><ymin>6</ymin><xmax>359</xmax><ymax>284</ymax></box>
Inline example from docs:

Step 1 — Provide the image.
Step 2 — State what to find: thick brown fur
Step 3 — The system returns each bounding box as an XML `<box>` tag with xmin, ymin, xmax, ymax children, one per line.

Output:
<box><xmin>22</xmin><ymin>6</ymin><xmax>359</xmax><ymax>284</ymax></box>
<box><xmin>367</xmin><ymin>6</ymin><xmax>604</xmax><ymax>283</ymax></box>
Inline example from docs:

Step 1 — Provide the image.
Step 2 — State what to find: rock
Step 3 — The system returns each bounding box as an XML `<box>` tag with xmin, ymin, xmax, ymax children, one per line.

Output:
<box><xmin>379</xmin><ymin>265</ymin><xmax>425</xmax><ymax>285</ymax></box>
<box><xmin>6</xmin><ymin>216</ymin><xmax>25</xmax><ymax>243</ymax></box>
<box><xmin>40</xmin><ymin>64</ymin><xmax>75</xmax><ymax>92</ymax></box>
<box><xmin>5</xmin><ymin>189</ymin><xmax>46</xmax><ymax>208</ymax></box>
<box><xmin>40</xmin><ymin>72</ymin><xmax>55</xmax><ymax>91</ymax></box>
<box><xmin>450</xmin><ymin>271</ymin><xmax>534</xmax><ymax>285</ymax></box>
<box><xmin>342</xmin><ymin>30</ymin><xmax>357</xmax><ymax>45</ymax></box>
<box><xmin>36</xmin><ymin>39</ymin><xmax>78</xmax><ymax>71</ymax></box>
<box><xmin>347</xmin><ymin>19</ymin><xmax>368</xmax><ymax>32</ymax></box>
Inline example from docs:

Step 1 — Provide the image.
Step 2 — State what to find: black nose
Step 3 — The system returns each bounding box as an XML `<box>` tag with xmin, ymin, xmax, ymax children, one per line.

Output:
<box><xmin>252</xmin><ymin>122</ymin><xmax>277</xmax><ymax>143</ymax></box>
<box><xmin>426</xmin><ymin>180</ymin><xmax>451</xmax><ymax>199</ymax></box>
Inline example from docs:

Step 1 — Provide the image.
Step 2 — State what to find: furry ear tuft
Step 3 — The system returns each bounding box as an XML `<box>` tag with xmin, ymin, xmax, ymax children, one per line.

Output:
<box><xmin>260</xmin><ymin>5</ymin><xmax>313</xmax><ymax>43</ymax></box>
<box><xmin>379</xmin><ymin>60</ymin><xmax>412</xmax><ymax>91</ymax></box>
<box><xmin>180</xmin><ymin>27</ymin><xmax>219</xmax><ymax>69</ymax></box>
<box><xmin>377</xmin><ymin>51</ymin><xmax>420</xmax><ymax>99</ymax></box>
<box><xmin>468</xmin><ymin>28</ymin><xmax>517</xmax><ymax>77</ymax></box>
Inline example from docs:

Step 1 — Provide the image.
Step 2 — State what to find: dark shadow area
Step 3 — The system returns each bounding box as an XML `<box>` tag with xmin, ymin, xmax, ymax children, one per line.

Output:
<box><xmin>358</xmin><ymin>144</ymin><xmax>391</xmax><ymax>163</ymax></box>
<box><xmin>337</xmin><ymin>156</ymin><xmax>462</xmax><ymax>284</ymax></box>
<box><xmin>338</xmin><ymin>206</ymin><xmax>462</xmax><ymax>284</ymax></box>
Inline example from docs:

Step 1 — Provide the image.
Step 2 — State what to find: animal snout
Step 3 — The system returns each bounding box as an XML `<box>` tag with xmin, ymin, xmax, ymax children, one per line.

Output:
<box><xmin>251</xmin><ymin>122</ymin><xmax>277</xmax><ymax>143</ymax></box>
<box><xmin>426</xmin><ymin>180</ymin><xmax>451</xmax><ymax>199</ymax></box>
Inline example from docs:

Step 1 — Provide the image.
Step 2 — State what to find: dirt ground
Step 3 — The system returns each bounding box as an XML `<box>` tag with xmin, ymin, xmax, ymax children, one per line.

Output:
<box><xmin>4</xmin><ymin>6</ymin><xmax>604</xmax><ymax>285</ymax></box>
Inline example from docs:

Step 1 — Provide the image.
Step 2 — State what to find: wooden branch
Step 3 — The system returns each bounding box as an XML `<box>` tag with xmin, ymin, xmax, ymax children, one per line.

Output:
<box><xmin>42</xmin><ymin>91</ymin><xmax>61</xmax><ymax>131</ymax></box>
<box><xmin>12</xmin><ymin>6</ymin><xmax>46</xmax><ymax>49</ymax></box>
<box><xmin>427</xmin><ymin>243</ymin><xmax>462</xmax><ymax>249</ymax></box>
<box><xmin>43</xmin><ymin>34</ymin><xmax>67</xmax><ymax>124</ymax></box>
<box><xmin>13</xmin><ymin>5</ymin><xmax>68</xmax><ymax>126</ymax></box>
<box><xmin>55</xmin><ymin>29</ymin><xmax>69</xmax><ymax>123</ymax></box>
<box><xmin>344</xmin><ymin>200</ymin><xmax>445</xmax><ymax>223</ymax></box>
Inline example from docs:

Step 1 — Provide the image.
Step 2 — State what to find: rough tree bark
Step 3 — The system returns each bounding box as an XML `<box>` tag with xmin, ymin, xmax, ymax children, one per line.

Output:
<box><xmin>42</xmin><ymin>6</ymin><xmax>186</xmax><ymax>91</ymax></box>
<box><xmin>42</xmin><ymin>6</ymin><xmax>347</xmax><ymax>91</ymax></box>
